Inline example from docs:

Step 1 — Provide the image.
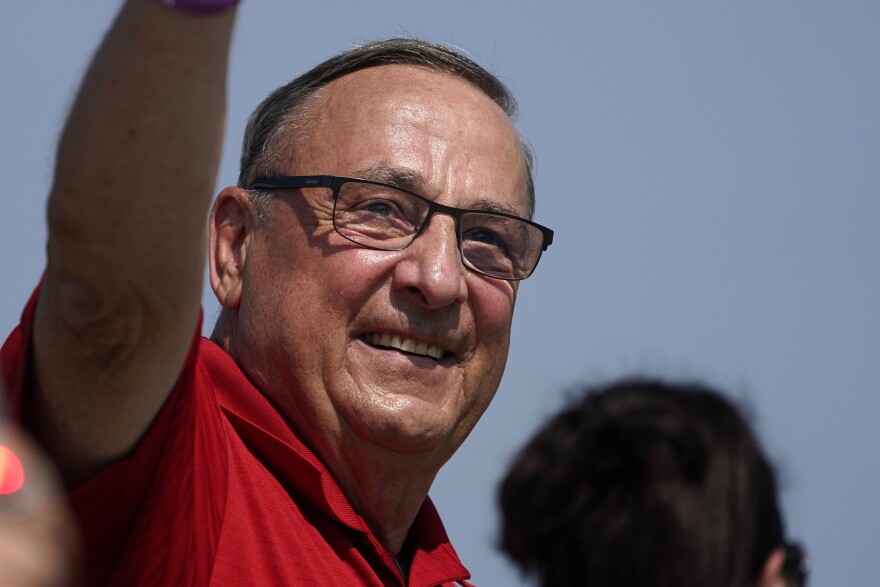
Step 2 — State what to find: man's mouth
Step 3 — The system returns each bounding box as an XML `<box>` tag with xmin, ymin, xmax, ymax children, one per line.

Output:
<box><xmin>361</xmin><ymin>332</ymin><xmax>446</xmax><ymax>361</ymax></box>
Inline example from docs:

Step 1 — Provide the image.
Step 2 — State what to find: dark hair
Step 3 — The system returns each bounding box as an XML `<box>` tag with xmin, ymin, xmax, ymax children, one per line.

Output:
<box><xmin>239</xmin><ymin>37</ymin><xmax>535</xmax><ymax>217</ymax></box>
<box><xmin>498</xmin><ymin>378</ymin><xmax>785</xmax><ymax>587</ymax></box>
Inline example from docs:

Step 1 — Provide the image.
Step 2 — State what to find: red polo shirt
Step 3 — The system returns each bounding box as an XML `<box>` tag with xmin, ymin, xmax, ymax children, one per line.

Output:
<box><xmin>1</xmin><ymin>287</ymin><xmax>474</xmax><ymax>586</ymax></box>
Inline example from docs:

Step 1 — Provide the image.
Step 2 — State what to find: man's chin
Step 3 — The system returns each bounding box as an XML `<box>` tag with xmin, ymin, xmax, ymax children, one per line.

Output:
<box><xmin>345</xmin><ymin>408</ymin><xmax>459</xmax><ymax>459</ymax></box>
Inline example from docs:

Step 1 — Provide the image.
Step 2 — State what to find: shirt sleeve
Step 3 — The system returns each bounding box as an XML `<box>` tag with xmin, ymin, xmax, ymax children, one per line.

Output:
<box><xmin>1</xmin><ymin>283</ymin><xmax>41</xmax><ymax>421</ymax></box>
<box><xmin>1</xmin><ymin>283</ymin><xmax>225</xmax><ymax>586</ymax></box>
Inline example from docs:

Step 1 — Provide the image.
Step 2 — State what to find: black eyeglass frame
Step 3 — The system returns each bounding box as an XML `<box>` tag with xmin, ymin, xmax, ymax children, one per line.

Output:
<box><xmin>248</xmin><ymin>175</ymin><xmax>554</xmax><ymax>281</ymax></box>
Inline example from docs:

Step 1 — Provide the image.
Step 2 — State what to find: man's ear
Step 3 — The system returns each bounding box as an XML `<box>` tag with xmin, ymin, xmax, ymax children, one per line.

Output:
<box><xmin>756</xmin><ymin>546</ymin><xmax>786</xmax><ymax>587</ymax></box>
<box><xmin>209</xmin><ymin>186</ymin><xmax>257</xmax><ymax>310</ymax></box>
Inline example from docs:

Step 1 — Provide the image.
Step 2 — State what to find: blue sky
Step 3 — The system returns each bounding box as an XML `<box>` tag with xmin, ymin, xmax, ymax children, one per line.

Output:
<box><xmin>2</xmin><ymin>2</ymin><xmax>879</xmax><ymax>585</ymax></box>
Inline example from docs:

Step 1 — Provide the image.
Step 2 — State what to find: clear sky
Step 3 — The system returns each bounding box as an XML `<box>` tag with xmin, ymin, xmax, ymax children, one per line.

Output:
<box><xmin>2</xmin><ymin>1</ymin><xmax>879</xmax><ymax>585</ymax></box>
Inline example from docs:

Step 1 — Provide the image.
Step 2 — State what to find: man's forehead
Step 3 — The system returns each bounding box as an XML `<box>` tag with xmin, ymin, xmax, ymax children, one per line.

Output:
<box><xmin>291</xmin><ymin>65</ymin><xmax>529</xmax><ymax>214</ymax></box>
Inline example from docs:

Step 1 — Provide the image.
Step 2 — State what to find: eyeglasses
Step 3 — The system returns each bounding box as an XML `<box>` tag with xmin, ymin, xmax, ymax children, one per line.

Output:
<box><xmin>781</xmin><ymin>543</ymin><xmax>810</xmax><ymax>587</ymax></box>
<box><xmin>248</xmin><ymin>175</ymin><xmax>554</xmax><ymax>281</ymax></box>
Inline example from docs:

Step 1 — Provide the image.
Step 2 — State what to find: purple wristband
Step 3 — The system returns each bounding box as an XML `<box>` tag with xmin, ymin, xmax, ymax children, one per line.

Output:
<box><xmin>155</xmin><ymin>0</ymin><xmax>240</xmax><ymax>15</ymax></box>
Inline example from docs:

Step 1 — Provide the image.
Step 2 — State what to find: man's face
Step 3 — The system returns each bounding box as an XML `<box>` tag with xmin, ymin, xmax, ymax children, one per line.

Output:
<box><xmin>232</xmin><ymin>65</ymin><xmax>528</xmax><ymax>471</ymax></box>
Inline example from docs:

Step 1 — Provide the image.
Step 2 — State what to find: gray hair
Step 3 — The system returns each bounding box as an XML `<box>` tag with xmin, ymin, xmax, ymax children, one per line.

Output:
<box><xmin>239</xmin><ymin>37</ymin><xmax>536</xmax><ymax>219</ymax></box>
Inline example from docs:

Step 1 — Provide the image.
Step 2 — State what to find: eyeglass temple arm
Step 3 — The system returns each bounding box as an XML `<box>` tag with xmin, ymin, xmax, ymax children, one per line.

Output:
<box><xmin>248</xmin><ymin>175</ymin><xmax>335</xmax><ymax>190</ymax></box>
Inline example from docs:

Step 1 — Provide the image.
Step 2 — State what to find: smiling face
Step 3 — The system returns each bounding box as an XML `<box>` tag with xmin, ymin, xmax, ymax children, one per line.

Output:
<box><xmin>225</xmin><ymin>65</ymin><xmax>529</xmax><ymax>473</ymax></box>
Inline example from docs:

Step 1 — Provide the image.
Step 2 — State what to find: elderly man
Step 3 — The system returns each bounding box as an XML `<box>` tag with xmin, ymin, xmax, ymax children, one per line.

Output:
<box><xmin>0</xmin><ymin>0</ymin><xmax>552</xmax><ymax>585</ymax></box>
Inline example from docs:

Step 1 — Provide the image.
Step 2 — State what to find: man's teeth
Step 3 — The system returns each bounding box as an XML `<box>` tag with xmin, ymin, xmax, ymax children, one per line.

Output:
<box><xmin>363</xmin><ymin>333</ymin><xmax>445</xmax><ymax>360</ymax></box>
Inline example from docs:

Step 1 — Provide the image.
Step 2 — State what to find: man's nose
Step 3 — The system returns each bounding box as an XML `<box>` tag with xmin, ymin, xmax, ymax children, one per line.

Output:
<box><xmin>392</xmin><ymin>214</ymin><xmax>468</xmax><ymax>309</ymax></box>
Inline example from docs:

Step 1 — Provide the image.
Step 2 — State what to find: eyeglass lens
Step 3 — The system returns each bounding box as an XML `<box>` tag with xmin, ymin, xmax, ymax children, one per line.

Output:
<box><xmin>332</xmin><ymin>180</ymin><xmax>543</xmax><ymax>280</ymax></box>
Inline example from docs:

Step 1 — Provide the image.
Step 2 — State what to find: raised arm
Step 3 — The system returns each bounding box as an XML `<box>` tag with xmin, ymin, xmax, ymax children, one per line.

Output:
<box><xmin>30</xmin><ymin>0</ymin><xmax>236</xmax><ymax>484</ymax></box>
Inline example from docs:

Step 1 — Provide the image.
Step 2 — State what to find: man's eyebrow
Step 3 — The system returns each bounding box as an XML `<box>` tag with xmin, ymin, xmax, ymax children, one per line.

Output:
<box><xmin>353</xmin><ymin>164</ymin><xmax>524</xmax><ymax>218</ymax></box>
<box><xmin>469</xmin><ymin>198</ymin><xmax>521</xmax><ymax>217</ymax></box>
<box><xmin>354</xmin><ymin>164</ymin><xmax>423</xmax><ymax>192</ymax></box>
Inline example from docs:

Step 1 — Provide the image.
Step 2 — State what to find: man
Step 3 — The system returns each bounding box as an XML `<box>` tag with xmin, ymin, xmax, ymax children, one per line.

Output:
<box><xmin>0</xmin><ymin>0</ymin><xmax>552</xmax><ymax>585</ymax></box>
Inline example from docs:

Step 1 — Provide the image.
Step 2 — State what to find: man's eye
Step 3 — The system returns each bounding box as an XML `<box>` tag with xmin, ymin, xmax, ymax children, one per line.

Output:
<box><xmin>463</xmin><ymin>227</ymin><xmax>509</xmax><ymax>251</ymax></box>
<box><xmin>362</xmin><ymin>200</ymin><xmax>396</xmax><ymax>216</ymax></box>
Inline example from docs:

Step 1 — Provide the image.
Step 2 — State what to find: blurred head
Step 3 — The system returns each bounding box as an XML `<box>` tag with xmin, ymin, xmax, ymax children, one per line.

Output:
<box><xmin>209</xmin><ymin>39</ymin><xmax>540</xmax><ymax>481</ymax></box>
<box><xmin>0</xmin><ymin>391</ymin><xmax>78</xmax><ymax>587</ymax></box>
<box><xmin>498</xmin><ymin>378</ymin><xmax>804</xmax><ymax>587</ymax></box>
